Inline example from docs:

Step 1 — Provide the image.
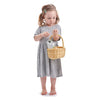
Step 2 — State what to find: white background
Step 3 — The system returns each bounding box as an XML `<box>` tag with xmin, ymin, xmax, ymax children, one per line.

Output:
<box><xmin>0</xmin><ymin>0</ymin><xmax>100</xmax><ymax>100</ymax></box>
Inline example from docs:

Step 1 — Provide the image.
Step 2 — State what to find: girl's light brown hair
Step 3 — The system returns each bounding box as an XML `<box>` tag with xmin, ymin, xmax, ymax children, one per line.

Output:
<box><xmin>38</xmin><ymin>4</ymin><xmax>60</xmax><ymax>26</ymax></box>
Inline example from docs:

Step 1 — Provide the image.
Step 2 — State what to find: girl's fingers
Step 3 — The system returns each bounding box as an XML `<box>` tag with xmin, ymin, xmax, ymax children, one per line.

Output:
<box><xmin>53</xmin><ymin>29</ymin><xmax>58</xmax><ymax>32</ymax></box>
<box><xmin>53</xmin><ymin>29</ymin><xmax>58</xmax><ymax>35</ymax></box>
<box><xmin>46</xmin><ymin>32</ymin><xmax>50</xmax><ymax>35</ymax></box>
<box><xmin>43</xmin><ymin>32</ymin><xmax>50</xmax><ymax>37</ymax></box>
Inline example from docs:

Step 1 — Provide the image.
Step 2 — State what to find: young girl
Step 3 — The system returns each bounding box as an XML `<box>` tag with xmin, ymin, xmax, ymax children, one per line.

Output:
<box><xmin>34</xmin><ymin>4</ymin><xmax>62</xmax><ymax>95</ymax></box>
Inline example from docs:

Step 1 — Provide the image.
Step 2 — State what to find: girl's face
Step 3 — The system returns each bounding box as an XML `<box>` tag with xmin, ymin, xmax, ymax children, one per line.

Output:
<box><xmin>44</xmin><ymin>11</ymin><xmax>57</xmax><ymax>26</ymax></box>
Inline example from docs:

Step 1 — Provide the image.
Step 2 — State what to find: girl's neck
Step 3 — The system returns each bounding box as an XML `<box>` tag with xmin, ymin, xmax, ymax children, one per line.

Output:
<box><xmin>46</xmin><ymin>24</ymin><xmax>56</xmax><ymax>27</ymax></box>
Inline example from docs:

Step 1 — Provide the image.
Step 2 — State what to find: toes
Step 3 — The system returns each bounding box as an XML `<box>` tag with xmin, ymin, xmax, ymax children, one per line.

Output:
<box><xmin>41</xmin><ymin>91</ymin><xmax>47</xmax><ymax>95</ymax></box>
<box><xmin>41</xmin><ymin>90</ymin><xmax>47</xmax><ymax>95</ymax></box>
<box><xmin>49</xmin><ymin>91</ymin><xmax>56</xmax><ymax>95</ymax></box>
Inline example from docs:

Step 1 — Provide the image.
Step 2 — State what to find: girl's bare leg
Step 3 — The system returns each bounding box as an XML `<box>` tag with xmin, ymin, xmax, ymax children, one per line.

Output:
<box><xmin>40</xmin><ymin>77</ymin><xmax>47</xmax><ymax>95</ymax></box>
<box><xmin>50</xmin><ymin>78</ymin><xmax>56</xmax><ymax>95</ymax></box>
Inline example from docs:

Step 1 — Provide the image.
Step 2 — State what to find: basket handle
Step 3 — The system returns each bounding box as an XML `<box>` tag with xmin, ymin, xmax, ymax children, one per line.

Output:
<box><xmin>49</xmin><ymin>34</ymin><xmax>64</xmax><ymax>47</ymax></box>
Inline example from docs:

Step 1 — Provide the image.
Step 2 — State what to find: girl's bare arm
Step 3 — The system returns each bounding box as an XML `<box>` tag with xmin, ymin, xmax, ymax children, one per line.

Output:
<box><xmin>34</xmin><ymin>33</ymin><xmax>43</xmax><ymax>41</ymax></box>
<box><xmin>34</xmin><ymin>32</ymin><xmax>50</xmax><ymax>41</ymax></box>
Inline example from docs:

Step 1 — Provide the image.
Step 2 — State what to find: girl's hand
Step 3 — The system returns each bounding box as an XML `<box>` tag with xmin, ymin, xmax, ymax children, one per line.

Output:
<box><xmin>52</xmin><ymin>29</ymin><xmax>59</xmax><ymax>41</ymax></box>
<box><xmin>53</xmin><ymin>29</ymin><xmax>58</xmax><ymax>36</ymax></box>
<box><xmin>42</xmin><ymin>32</ymin><xmax>50</xmax><ymax>37</ymax></box>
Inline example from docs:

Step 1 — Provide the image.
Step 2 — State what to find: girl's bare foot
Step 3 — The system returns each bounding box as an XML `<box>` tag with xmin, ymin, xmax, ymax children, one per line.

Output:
<box><xmin>41</xmin><ymin>89</ymin><xmax>47</xmax><ymax>95</ymax></box>
<box><xmin>49</xmin><ymin>89</ymin><xmax>56</xmax><ymax>95</ymax></box>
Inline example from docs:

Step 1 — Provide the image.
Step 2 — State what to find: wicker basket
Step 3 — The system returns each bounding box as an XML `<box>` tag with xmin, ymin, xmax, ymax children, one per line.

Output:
<box><xmin>47</xmin><ymin>35</ymin><xmax>65</xmax><ymax>59</ymax></box>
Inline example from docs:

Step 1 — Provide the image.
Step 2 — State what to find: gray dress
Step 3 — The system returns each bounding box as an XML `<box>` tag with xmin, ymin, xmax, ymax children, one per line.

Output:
<box><xmin>34</xmin><ymin>24</ymin><xmax>63</xmax><ymax>78</ymax></box>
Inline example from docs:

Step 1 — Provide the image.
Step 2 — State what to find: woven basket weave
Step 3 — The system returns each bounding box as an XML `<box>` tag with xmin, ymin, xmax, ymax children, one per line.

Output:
<box><xmin>47</xmin><ymin>35</ymin><xmax>65</xmax><ymax>59</ymax></box>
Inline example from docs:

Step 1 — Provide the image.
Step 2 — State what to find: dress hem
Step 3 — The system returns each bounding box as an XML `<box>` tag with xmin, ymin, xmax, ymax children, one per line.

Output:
<box><xmin>37</xmin><ymin>74</ymin><xmax>63</xmax><ymax>78</ymax></box>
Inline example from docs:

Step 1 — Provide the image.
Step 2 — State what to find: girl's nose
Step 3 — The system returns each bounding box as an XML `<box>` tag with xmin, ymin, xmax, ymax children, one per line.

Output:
<box><xmin>50</xmin><ymin>19</ymin><xmax>53</xmax><ymax>22</ymax></box>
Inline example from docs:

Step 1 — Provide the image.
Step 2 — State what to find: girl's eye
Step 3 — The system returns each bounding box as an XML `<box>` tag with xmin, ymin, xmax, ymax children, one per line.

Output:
<box><xmin>47</xmin><ymin>17</ymin><xmax>56</xmax><ymax>19</ymax></box>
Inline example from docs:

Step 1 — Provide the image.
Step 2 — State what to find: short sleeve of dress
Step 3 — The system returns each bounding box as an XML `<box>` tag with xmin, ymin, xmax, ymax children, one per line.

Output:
<box><xmin>57</xmin><ymin>25</ymin><xmax>61</xmax><ymax>35</ymax></box>
<box><xmin>34</xmin><ymin>27</ymin><xmax>41</xmax><ymax>36</ymax></box>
